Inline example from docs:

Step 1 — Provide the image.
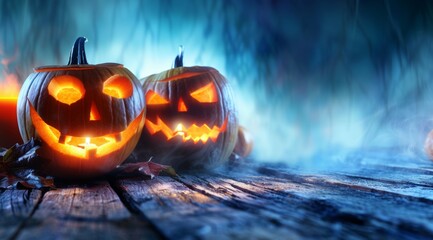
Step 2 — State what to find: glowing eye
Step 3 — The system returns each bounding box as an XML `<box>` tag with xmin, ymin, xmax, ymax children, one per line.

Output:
<box><xmin>190</xmin><ymin>82</ymin><xmax>218</xmax><ymax>103</ymax></box>
<box><xmin>146</xmin><ymin>90</ymin><xmax>169</xmax><ymax>105</ymax></box>
<box><xmin>103</xmin><ymin>75</ymin><xmax>133</xmax><ymax>99</ymax></box>
<box><xmin>48</xmin><ymin>75</ymin><xmax>85</xmax><ymax>105</ymax></box>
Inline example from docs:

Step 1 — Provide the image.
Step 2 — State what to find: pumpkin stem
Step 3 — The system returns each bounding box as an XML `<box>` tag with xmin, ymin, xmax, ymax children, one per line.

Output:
<box><xmin>68</xmin><ymin>37</ymin><xmax>89</xmax><ymax>65</ymax></box>
<box><xmin>174</xmin><ymin>45</ymin><xmax>183</xmax><ymax>68</ymax></box>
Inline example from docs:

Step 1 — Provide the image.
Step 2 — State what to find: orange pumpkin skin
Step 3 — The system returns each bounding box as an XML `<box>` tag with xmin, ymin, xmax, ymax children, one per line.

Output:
<box><xmin>136</xmin><ymin>66</ymin><xmax>238</xmax><ymax>169</ymax></box>
<box><xmin>17</xmin><ymin>38</ymin><xmax>145</xmax><ymax>178</ymax></box>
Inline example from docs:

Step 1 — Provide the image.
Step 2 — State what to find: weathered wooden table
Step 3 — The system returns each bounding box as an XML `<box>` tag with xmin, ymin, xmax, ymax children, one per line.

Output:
<box><xmin>1</xmin><ymin>152</ymin><xmax>432</xmax><ymax>239</ymax></box>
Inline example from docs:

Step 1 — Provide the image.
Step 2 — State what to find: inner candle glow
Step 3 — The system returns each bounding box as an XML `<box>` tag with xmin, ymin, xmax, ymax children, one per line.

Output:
<box><xmin>78</xmin><ymin>137</ymin><xmax>97</xmax><ymax>158</ymax></box>
<box><xmin>78</xmin><ymin>137</ymin><xmax>97</xmax><ymax>149</ymax></box>
<box><xmin>175</xmin><ymin>123</ymin><xmax>185</xmax><ymax>136</ymax></box>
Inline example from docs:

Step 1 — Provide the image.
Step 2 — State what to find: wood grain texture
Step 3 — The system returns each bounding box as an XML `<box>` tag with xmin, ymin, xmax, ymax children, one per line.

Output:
<box><xmin>0</xmin><ymin>158</ymin><xmax>432</xmax><ymax>239</ymax></box>
<box><xmin>113</xmin><ymin>176</ymin><xmax>299</xmax><ymax>239</ymax></box>
<box><xmin>219</xmin><ymin>164</ymin><xmax>433</xmax><ymax>238</ymax></box>
<box><xmin>14</xmin><ymin>181</ymin><xmax>161</xmax><ymax>240</ymax></box>
<box><xmin>0</xmin><ymin>189</ymin><xmax>41</xmax><ymax>239</ymax></box>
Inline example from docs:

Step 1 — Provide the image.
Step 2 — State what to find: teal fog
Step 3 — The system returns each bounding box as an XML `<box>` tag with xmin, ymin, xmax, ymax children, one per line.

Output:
<box><xmin>1</xmin><ymin>0</ymin><xmax>433</xmax><ymax>166</ymax></box>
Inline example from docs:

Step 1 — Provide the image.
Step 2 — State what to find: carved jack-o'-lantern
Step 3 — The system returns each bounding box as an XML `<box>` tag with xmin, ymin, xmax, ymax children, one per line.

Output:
<box><xmin>135</xmin><ymin>49</ymin><xmax>238</xmax><ymax>169</ymax></box>
<box><xmin>17</xmin><ymin>37</ymin><xmax>145</xmax><ymax>178</ymax></box>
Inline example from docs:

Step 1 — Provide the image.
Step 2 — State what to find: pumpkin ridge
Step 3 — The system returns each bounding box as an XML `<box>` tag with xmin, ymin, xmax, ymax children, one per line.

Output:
<box><xmin>101</xmin><ymin>68</ymin><xmax>116</xmax><ymax>134</ymax></box>
<box><xmin>18</xmin><ymin>73</ymin><xmax>38</xmax><ymax>141</ymax></box>
<box><xmin>35</xmin><ymin>72</ymin><xmax>53</xmax><ymax>129</ymax></box>
<box><xmin>214</xmin><ymin>73</ymin><xmax>237</xmax><ymax>163</ymax></box>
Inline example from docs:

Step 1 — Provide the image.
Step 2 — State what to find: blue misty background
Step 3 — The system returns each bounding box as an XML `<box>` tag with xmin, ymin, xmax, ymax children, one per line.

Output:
<box><xmin>1</xmin><ymin>0</ymin><xmax>433</xmax><ymax>165</ymax></box>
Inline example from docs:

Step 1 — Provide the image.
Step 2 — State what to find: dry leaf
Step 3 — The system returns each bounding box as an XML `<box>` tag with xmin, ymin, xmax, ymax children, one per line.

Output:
<box><xmin>0</xmin><ymin>139</ymin><xmax>54</xmax><ymax>189</ymax></box>
<box><xmin>113</xmin><ymin>158</ymin><xmax>177</xmax><ymax>179</ymax></box>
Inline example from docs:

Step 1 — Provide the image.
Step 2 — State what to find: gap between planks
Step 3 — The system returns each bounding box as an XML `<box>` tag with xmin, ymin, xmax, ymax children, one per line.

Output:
<box><xmin>2</xmin><ymin>181</ymin><xmax>163</xmax><ymax>240</ymax></box>
<box><xmin>0</xmin><ymin>189</ymin><xmax>44</xmax><ymax>240</ymax></box>
<box><xmin>2</xmin><ymin>160</ymin><xmax>433</xmax><ymax>239</ymax></box>
<box><xmin>9</xmin><ymin>189</ymin><xmax>46</xmax><ymax>240</ymax></box>
<box><xmin>110</xmin><ymin>175</ymin><xmax>300</xmax><ymax>239</ymax></box>
<box><xmin>173</xmin><ymin>164</ymin><xmax>433</xmax><ymax>238</ymax></box>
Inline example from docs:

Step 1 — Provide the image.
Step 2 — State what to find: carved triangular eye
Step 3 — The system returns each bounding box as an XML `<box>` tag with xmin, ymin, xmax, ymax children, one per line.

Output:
<box><xmin>146</xmin><ymin>90</ymin><xmax>169</xmax><ymax>105</ymax></box>
<box><xmin>190</xmin><ymin>82</ymin><xmax>218</xmax><ymax>103</ymax></box>
<box><xmin>48</xmin><ymin>75</ymin><xmax>85</xmax><ymax>105</ymax></box>
<box><xmin>103</xmin><ymin>75</ymin><xmax>133</xmax><ymax>99</ymax></box>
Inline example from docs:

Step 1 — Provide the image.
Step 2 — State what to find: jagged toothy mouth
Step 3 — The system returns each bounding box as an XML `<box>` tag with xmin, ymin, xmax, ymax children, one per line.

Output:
<box><xmin>29</xmin><ymin>102</ymin><xmax>145</xmax><ymax>158</ymax></box>
<box><xmin>145</xmin><ymin>117</ymin><xmax>228</xmax><ymax>144</ymax></box>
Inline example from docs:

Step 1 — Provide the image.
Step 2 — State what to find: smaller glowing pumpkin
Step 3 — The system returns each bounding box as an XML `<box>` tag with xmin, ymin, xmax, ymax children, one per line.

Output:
<box><xmin>135</xmin><ymin>48</ymin><xmax>238</xmax><ymax>169</ymax></box>
<box><xmin>17</xmin><ymin>37</ymin><xmax>146</xmax><ymax>178</ymax></box>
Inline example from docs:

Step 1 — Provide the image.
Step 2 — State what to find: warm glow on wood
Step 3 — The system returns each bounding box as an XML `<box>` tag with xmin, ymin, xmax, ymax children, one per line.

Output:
<box><xmin>178</xmin><ymin>98</ymin><xmax>188</xmax><ymax>112</ymax></box>
<box><xmin>146</xmin><ymin>90</ymin><xmax>169</xmax><ymax>105</ymax></box>
<box><xmin>145</xmin><ymin>117</ymin><xmax>228</xmax><ymax>143</ymax></box>
<box><xmin>48</xmin><ymin>75</ymin><xmax>85</xmax><ymax>105</ymax></box>
<box><xmin>190</xmin><ymin>82</ymin><xmax>218</xmax><ymax>103</ymax></box>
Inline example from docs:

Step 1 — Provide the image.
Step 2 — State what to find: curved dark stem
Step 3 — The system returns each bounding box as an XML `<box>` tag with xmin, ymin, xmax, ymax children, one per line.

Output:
<box><xmin>67</xmin><ymin>37</ymin><xmax>89</xmax><ymax>65</ymax></box>
<box><xmin>174</xmin><ymin>45</ymin><xmax>184</xmax><ymax>68</ymax></box>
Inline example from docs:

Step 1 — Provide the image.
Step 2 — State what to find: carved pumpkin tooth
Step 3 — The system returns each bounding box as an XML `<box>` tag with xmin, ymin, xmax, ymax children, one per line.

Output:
<box><xmin>58</xmin><ymin>135</ymin><xmax>67</xmax><ymax>144</ymax></box>
<box><xmin>85</xmin><ymin>148</ymin><xmax>97</xmax><ymax>158</ymax></box>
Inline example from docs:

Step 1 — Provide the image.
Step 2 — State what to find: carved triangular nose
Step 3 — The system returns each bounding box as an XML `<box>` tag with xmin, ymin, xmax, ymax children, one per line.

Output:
<box><xmin>90</xmin><ymin>102</ymin><xmax>101</xmax><ymax>121</ymax></box>
<box><xmin>178</xmin><ymin>98</ymin><xmax>188</xmax><ymax>112</ymax></box>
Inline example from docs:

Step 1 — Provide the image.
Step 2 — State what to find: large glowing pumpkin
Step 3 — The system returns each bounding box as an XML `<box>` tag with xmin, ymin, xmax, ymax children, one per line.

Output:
<box><xmin>17</xmin><ymin>37</ymin><xmax>145</xmax><ymax>178</ymax></box>
<box><xmin>135</xmin><ymin>49</ymin><xmax>238</xmax><ymax>169</ymax></box>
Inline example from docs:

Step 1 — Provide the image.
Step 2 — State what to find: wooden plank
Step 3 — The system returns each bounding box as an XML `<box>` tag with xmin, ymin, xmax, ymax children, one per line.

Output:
<box><xmin>258</xmin><ymin>163</ymin><xmax>433</xmax><ymax>200</ymax></box>
<box><xmin>224</xmin><ymin>167</ymin><xmax>433</xmax><ymax>237</ymax></box>
<box><xmin>253</xmin><ymin>164</ymin><xmax>433</xmax><ymax>213</ymax></box>
<box><xmin>247</xmin><ymin>160</ymin><xmax>433</xmax><ymax>186</ymax></box>
<box><xmin>0</xmin><ymin>158</ymin><xmax>430</xmax><ymax>239</ymax></box>
<box><xmin>113</xmin><ymin>176</ymin><xmax>301</xmax><ymax>239</ymax></box>
<box><xmin>177</xmin><ymin>167</ymin><xmax>433</xmax><ymax>239</ymax></box>
<box><xmin>317</xmin><ymin>172</ymin><xmax>433</xmax><ymax>200</ymax></box>
<box><xmin>15</xmin><ymin>181</ymin><xmax>161</xmax><ymax>240</ymax></box>
<box><xmin>0</xmin><ymin>189</ymin><xmax>41</xmax><ymax>239</ymax></box>
<box><xmin>173</xmin><ymin>173</ymin><xmax>371</xmax><ymax>238</ymax></box>
<box><xmin>307</xmin><ymin>163</ymin><xmax>433</xmax><ymax>188</ymax></box>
